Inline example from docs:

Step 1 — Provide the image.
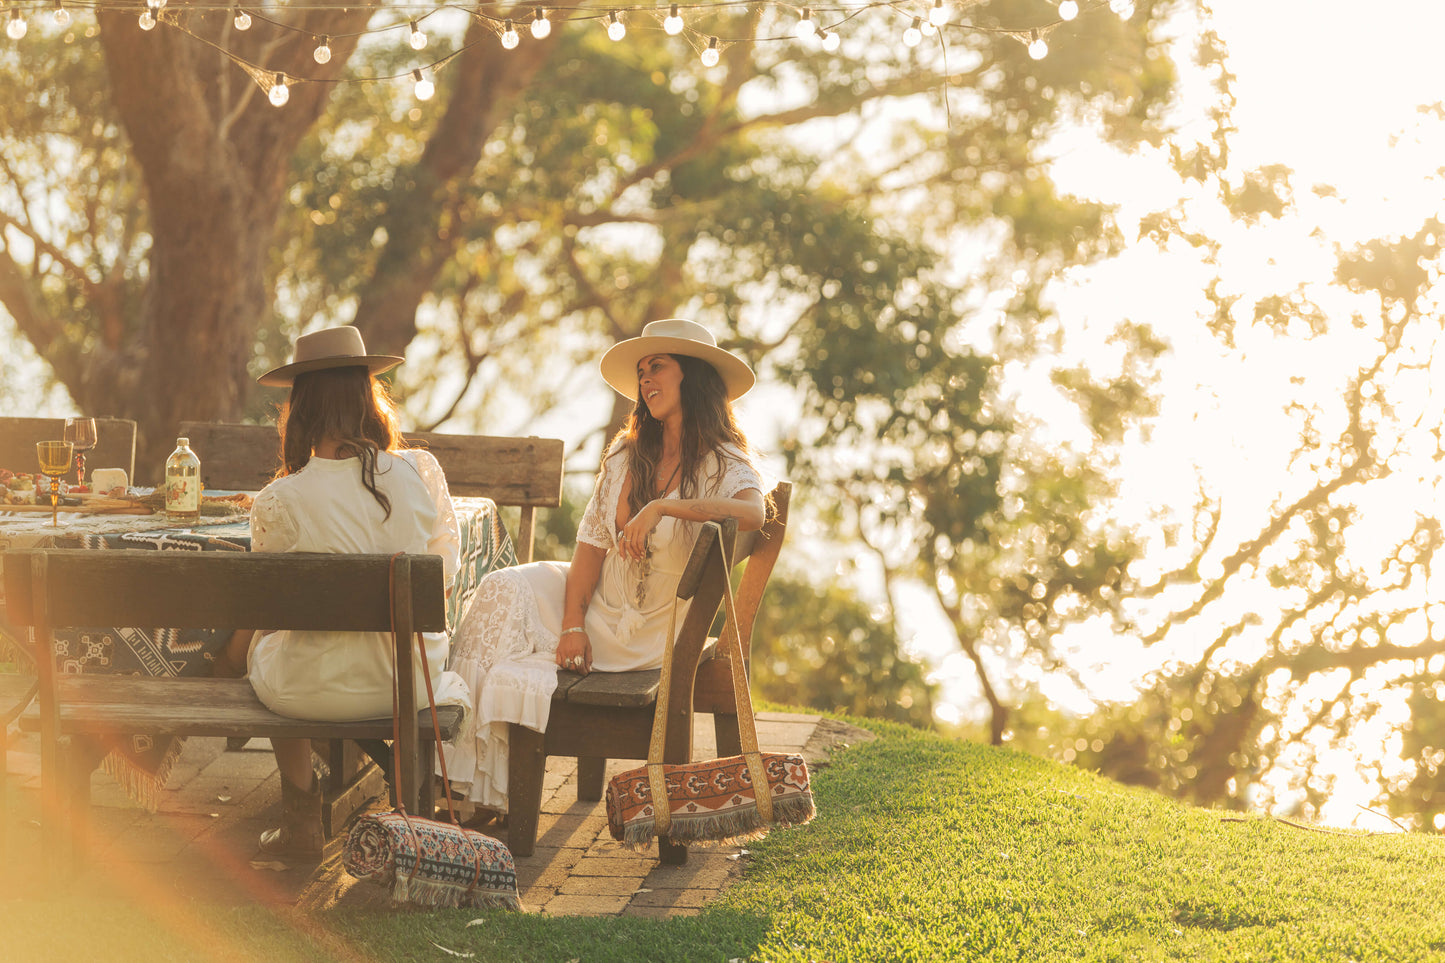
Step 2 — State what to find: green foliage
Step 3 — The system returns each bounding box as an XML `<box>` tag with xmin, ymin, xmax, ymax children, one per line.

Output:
<box><xmin>751</xmin><ymin>576</ymin><xmax>935</xmax><ymax>728</ymax></box>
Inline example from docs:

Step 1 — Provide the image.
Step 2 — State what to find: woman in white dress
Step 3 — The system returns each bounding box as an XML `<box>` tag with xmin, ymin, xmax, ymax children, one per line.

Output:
<box><xmin>216</xmin><ymin>325</ymin><xmax>467</xmax><ymax>858</ymax></box>
<box><xmin>444</xmin><ymin>318</ymin><xmax>767</xmax><ymax>821</ymax></box>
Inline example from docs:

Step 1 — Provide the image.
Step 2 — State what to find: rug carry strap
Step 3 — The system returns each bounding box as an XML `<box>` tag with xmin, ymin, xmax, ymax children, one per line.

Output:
<box><xmin>644</xmin><ymin>527</ymin><xmax>771</xmax><ymax>834</ymax></box>
<box><xmin>388</xmin><ymin>553</ymin><xmax>484</xmax><ymax>895</ymax></box>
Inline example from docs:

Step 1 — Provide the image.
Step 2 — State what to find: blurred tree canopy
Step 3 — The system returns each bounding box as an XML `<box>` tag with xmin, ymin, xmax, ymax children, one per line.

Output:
<box><xmin>2</xmin><ymin>3</ymin><xmax>1206</xmax><ymax>750</ymax></box>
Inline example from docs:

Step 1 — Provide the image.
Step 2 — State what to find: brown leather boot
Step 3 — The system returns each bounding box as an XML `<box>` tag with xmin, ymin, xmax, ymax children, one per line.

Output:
<box><xmin>258</xmin><ymin>772</ymin><xmax>324</xmax><ymax>858</ymax></box>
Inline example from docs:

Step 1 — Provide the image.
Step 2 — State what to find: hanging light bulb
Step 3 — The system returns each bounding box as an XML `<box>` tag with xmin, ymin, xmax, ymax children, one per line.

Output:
<box><xmin>153</xmin><ymin>0</ymin><xmax>166</xmax><ymax>10</ymax></box>
<box><xmin>412</xmin><ymin>68</ymin><xmax>434</xmax><ymax>101</ymax></box>
<box><xmin>820</xmin><ymin>29</ymin><xmax>839</xmax><ymax>52</ymax></box>
<box><xmin>6</xmin><ymin>8</ymin><xmax>25</xmax><ymax>39</ymax></box>
<box><xmin>1027</xmin><ymin>28</ymin><xmax>1047</xmax><ymax>59</ymax></box>
<box><xmin>500</xmin><ymin>19</ymin><xmax>519</xmax><ymax>49</ymax></box>
<box><xmin>700</xmin><ymin>35</ymin><xmax>719</xmax><ymax>66</ymax></box>
<box><xmin>52</xmin><ymin>1</ymin><xmax>70</xmax><ymax>27</ymax></box>
<box><xmin>928</xmin><ymin>0</ymin><xmax>948</xmax><ymax>27</ymax></box>
<box><xmin>606</xmin><ymin>11</ymin><xmax>625</xmax><ymax>41</ymax></box>
<box><xmin>268</xmin><ymin>73</ymin><xmax>289</xmax><ymax>107</ymax></box>
<box><xmin>409</xmin><ymin>20</ymin><xmax>427</xmax><ymax>50</ymax></box>
<box><xmin>232</xmin><ymin>7</ymin><xmax>251</xmax><ymax>30</ymax></box>
<box><xmin>796</xmin><ymin>7</ymin><xmax>815</xmax><ymax>40</ymax></box>
<box><xmin>138</xmin><ymin>5</ymin><xmax>156</xmax><ymax>30</ymax></box>
<box><xmin>1109</xmin><ymin>0</ymin><xmax>1134</xmax><ymax>15</ymax></box>
<box><xmin>1058</xmin><ymin>0</ymin><xmax>1078</xmax><ymax>20</ymax></box>
<box><xmin>902</xmin><ymin>17</ymin><xmax>922</xmax><ymax>47</ymax></box>
<box><xmin>663</xmin><ymin>4</ymin><xmax>684</xmax><ymax>35</ymax></box>
<box><xmin>920</xmin><ymin>20</ymin><xmax>936</xmax><ymax>37</ymax></box>
<box><xmin>313</xmin><ymin>36</ymin><xmax>331</xmax><ymax>64</ymax></box>
<box><xmin>530</xmin><ymin>8</ymin><xmax>551</xmax><ymax>39</ymax></box>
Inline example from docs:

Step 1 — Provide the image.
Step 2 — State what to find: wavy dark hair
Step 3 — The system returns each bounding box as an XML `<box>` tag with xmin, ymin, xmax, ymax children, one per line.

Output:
<box><xmin>275</xmin><ymin>366</ymin><xmax>409</xmax><ymax>519</ymax></box>
<box><xmin>610</xmin><ymin>354</ymin><xmax>755</xmax><ymax>518</ymax></box>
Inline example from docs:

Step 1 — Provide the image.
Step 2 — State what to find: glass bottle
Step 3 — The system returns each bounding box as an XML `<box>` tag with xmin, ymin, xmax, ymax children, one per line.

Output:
<box><xmin>165</xmin><ymin>436</ymin><xmax>201</xmax><ymax>521</ymax></box>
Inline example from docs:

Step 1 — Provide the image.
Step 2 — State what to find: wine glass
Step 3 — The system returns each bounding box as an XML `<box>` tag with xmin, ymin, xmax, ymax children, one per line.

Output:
<box><xmin>63</xmin><ymin>416</ymin><xmax>97</xmax><ymax>487</ymax></box>
<box><xmin>36</xmin><ymin>440</ymin><xmax>73</xmax><ymax>526</ymax></box>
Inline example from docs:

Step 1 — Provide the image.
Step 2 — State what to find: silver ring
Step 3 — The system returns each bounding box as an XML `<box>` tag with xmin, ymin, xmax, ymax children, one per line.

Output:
<box><xmin>567</xmin><ymin>656</ymin><xmax>580</xmax><ymax>668</ymax></box>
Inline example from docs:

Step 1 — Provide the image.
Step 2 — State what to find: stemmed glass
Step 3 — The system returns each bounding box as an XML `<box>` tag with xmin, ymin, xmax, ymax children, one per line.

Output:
<box><xmin>63</xmin><ymin>416</ymin><xmax>97</xmax><ymax>487</ymax></box>
<box><xmin>36</xmin><ymin>440</ymin><xmax>73</xmax><ymax>526</ymax></box>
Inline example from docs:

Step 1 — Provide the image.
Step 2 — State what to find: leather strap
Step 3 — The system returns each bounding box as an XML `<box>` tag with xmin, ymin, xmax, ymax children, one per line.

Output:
<box><xmin>387</xmin><ymin>553</ymin><xmax>483</xmax><ymax>895</ymax></box>
<box><xmin>646</xmin><ymin>525</ymin><xmax>771</xmax><ymax>833</ymax></box>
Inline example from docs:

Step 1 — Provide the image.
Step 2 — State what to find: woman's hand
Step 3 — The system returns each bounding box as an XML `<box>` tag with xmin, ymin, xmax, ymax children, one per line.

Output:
<box><xmin>617</xmin><ymin>500</ymin><xmax>666</xmax><ymax>561</ymax></box>
<box><xmin>556</xmin><ymin>629</ymin><xmax>593</xmax><ymax>674</ymax></box>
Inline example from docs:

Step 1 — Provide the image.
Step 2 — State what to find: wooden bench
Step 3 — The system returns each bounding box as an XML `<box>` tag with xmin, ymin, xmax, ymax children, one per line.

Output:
<box><xmin>0</xmin><ymin>416</ymin><xmax>139</xmax><ymax>482</ymax></box>
<box><xmin>507</xmin><ymin>481</ymin><xmax>791</xmax><ymax>864</ymax></box>
<box><xmin>3</xmin><ymin>550</ymin><xmax>458</xmax><ymax>870</ymax></box>
<box><xmin>177</xmin><ymin>422</ymin><xmax>564</xmax><ymax>563</ymax></box>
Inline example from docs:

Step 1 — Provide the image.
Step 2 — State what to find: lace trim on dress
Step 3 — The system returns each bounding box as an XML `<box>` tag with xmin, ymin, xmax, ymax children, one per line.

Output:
<box><xmin>576</xmin><ymin>453</ymin><xmax>618</xmax><ymax>551</ymax></box>
<box><xmin>250</xmin><ymin>487</ymin><xmax>299</xmax><ymax>553</ymax></box>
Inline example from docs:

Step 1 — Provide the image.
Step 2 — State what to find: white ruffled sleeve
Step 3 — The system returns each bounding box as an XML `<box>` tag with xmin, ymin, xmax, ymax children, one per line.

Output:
<box><xmin>404</xmin><ymin>448</ymin><xmax>460</xmax><ymax>585</ymax></box>
<box><xmin>249</xmin><ymin>486</ymin><xmax>300</xmax><ymax>554</ymax></box>
<box><xmin>710</xmin><ymin>445</ymin><xmax>764</xmax><ymax>500</ymax></box>
<box><xmin>576</xmin><ymin>451</ymin><xmax>618</xmax><ymax>551</ymax></box>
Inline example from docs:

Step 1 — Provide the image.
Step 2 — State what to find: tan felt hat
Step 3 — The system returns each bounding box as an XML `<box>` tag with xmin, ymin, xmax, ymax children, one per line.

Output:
<box><xmin>599</xmin><ymin>318</ymin><xmax>754</xmax><ymax>401</ymax></box>
<box><xmin>257</xmin><ymin>325</ymin><xmax>404</xmax><ymax>387</ymax></box>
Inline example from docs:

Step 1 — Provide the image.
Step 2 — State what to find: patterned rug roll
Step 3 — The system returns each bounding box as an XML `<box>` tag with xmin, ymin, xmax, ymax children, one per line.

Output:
<box><xmin>343</xmin><ymin>810</ymin><xmax>521</xmax><ymax>910</ymax></box>
<box><xmin>606</xmin><ymin>751</ymin><xmax>815</xmax><ymax>850</ymax></box>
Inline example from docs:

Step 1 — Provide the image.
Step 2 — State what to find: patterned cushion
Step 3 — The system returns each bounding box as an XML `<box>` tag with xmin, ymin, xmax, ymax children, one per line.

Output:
<box><xmin>343</xmin><ymin>810</ymin><xmax>521</xmax><ymax>910</ymax></box>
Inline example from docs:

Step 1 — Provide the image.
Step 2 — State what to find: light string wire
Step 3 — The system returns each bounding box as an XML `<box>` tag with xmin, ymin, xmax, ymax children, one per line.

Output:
<box><xmin>2</xmin><ymin>1</ymin><xmax>1133</xmax><ymax>101</ymax></box>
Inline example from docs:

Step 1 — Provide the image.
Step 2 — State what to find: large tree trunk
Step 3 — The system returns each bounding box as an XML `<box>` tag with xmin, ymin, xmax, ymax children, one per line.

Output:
<box><xmin>93</xmin><ymin>7</ymin><xmax>368</xmax><ymax>479</ymax></box>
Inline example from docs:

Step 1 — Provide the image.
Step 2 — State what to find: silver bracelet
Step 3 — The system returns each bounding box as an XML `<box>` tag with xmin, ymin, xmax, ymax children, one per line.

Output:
<box><xmin>561</xmin><ymin>626</ymin><xmax>587</xmax><ymax>637</ymax></box>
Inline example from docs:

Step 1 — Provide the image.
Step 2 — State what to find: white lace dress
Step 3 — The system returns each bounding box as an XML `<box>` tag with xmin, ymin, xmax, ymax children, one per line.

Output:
<box><xmin>442</xmin><ymin>443</ymin><xmax>762</xmax><ymax>810</ymax></box>
<box><xmin>246</xmin><ymin>448</ymin><xmax>470</xmax><ymax>722</ymax></box>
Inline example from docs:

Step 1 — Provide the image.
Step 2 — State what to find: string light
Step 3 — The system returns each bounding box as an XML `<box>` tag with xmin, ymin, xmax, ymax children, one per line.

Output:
<box><xmin>820</xmin><ymin>29</ymin><xmax>839</xmax><ymax>52</ymax></box>
<box><xmin>232</xmin><ymin>7</ymin><xmax>250</xmax><ymax>30</ymax></box>
<box><xmin>530</xmin><ymin>8</ymin><xmax>551</xmax><ymax>39</ymax></box>
<box><xmin>1027</xmin><ymin>28</ymin><xmax>1047</xmax><ymax>59</ymax></box>
<box><xmin>607</xmin><ymin>11</ymin><xmax>625</xmax><ymax>41</ymax></box>
<box><xmin>1109</xmin><ymin>0</ymin><xmax>1134</xmax><ymax>15</ymax></box>
<box><xmin>408</xmin><ymin>19</ymin><xmax>426</xmax><ymax>50</ymax></box>
<box><xmin>52</xmin><ymin>1</ymin><xmax>69</xmax><ymax>27</ymax></box>
<box><xmin>500</xmin><ymin>19</ymin><xmax>519</xmax><ymax>49</ymax></box>
<box><xmin>412</xmin><ymin>68</ymin><xmax>434</xmax><ymax>101</ymax></box>
<box><xmin>138</xmin><ymin>5</ymin><xmax>156</xmax><ymax>30</ymax></box>
<box><xmin>928</xmin><ymin>0</ymin><xmax>948</xmax><ymax>27</ymax></box>
<box><xmin>796</xmin><ymin>7</ymin><xmax>815</xmax><ymax>40</ymax></box>
<box><xmin>268</xmin><ymin>72</ymin><xmax>289</xmax><ymax>107</ymax></box>
<box><xmin>1058</xmin><ymin>0</ymin><xmax>1078</xmax><ymax>20</ymax></box>
<box><xmin>903</xmin><ymin>17</ymin><xmax>922</xmax><ymax>47</ymax></box>
<box><xmin>313</xmin><ymin>35</ymin><xmax>331</xmax><ymax>64</ymax></box>
<box><xmin>663</xmin><ymin>3</ymin><xmax>684</xmax><ymax>35</ymax></box>
<box><xmin>701</xmin><ymin>35</ymin><xmax>719</xmax><ymax>66</ymax></box>
<box><xmin>920</xmin><ymin>19</ymin><xmax>935</xmax><ymax>37</ymax></box>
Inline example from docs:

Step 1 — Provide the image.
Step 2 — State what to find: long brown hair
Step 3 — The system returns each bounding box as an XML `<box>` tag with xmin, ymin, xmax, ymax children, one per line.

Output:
<box><xmin>611</xmin><ymin>354</ymin><xmax>753</xmax><ymax>518</ymax></box>
<box><xmin>275</xmin><ymin>366</ymin><xmax>408</xmax><ymax>518</ymax></box>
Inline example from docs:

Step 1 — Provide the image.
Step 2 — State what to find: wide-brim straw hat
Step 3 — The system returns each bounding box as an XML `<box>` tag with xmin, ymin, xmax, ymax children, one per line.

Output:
<box><xmin>599</xmin><ymin>318</ymin><xmax>754</xmax><ymax>401</ymax></box>
<box><xmin>257</xmin><ymin>325</ymin><xmax>404</xmax><ymax>387</ymax></box>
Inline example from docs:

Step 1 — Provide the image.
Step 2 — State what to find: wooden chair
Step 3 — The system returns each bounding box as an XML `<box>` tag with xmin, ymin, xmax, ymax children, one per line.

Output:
<box><xmin>177</xmin><ymin>422</ymin><xmax>563</xmax><ymax>563</ymax></box>
<box><xmin>507</xmin><ymin>481</ymin><xmax>791</xmax><ymax>864</ymax></box>
<box><xmin>0</xmin><ymin>416</ymin><xmax>138</xmax><ymax>482</ymax></box>
<box><xmin>4</xmin><ymin>550</ymin><xmax>453</xmax><ymax>870</ymax></box>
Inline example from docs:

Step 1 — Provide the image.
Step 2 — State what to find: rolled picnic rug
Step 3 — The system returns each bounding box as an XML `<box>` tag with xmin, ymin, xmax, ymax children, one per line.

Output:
<box><xmin>342</xmin><ymin>810</ymin><xmax>521</xmax><ymax>910</ymax></box>
<box><xmin>605</xmin><ymin>751</ymin><xmax>816</xmax><ymax>850</ymax></box>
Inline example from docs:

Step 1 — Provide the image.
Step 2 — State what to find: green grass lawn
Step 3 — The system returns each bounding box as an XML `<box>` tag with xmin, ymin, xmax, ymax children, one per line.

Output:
<box><xmin>8</xmin><ymin>717</ymin><xmax>1445</xmax><ymax>961</ymax></box>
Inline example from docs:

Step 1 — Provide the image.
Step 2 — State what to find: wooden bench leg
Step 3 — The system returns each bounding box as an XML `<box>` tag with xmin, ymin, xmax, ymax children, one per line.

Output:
<box><xmin>67</xmin><ymin>741</ymin><xmax>92</xmax><ymax>876</ymax></box>
<box><xmin>507</xmin><ymin>723</ymin><xmax>545</xmax><ymax>858</ymax></box>
<box><xmin>577</xmin><ymin>757</ymin><xmax>606</xmax><ymax>802</ymax></box>
<box><xmin>713</xmin><ymin>713</ymin><xmax>742</xmax><ymax>757</ymax></box>
<box><xmin>660</xmin><ymin>836</ymin><xmax>687</xmax><ymax>865</ymax></box>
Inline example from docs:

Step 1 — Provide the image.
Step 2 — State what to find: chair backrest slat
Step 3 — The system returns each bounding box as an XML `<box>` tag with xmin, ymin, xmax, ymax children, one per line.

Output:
<box><xmin>176</xmin><ymin>421</ymin><xmax>564</xmax><ymax>504</ymax></box>
<box><xmin>2</xmin><ymin>550</ymin><xmax>446</xmax><ymax>633</ymax></box>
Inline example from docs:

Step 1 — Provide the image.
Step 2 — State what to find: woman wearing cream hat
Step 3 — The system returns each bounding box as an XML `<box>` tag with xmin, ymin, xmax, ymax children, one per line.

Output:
<box><xmin>443</xmin><ymin>319</ymin><xmax>767</xmax><ymax>823</ymax></box>
<box><xmin>215</xmin><ymin>325</ymin><xmax>467</xmax><ymax>858</ymax></box>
